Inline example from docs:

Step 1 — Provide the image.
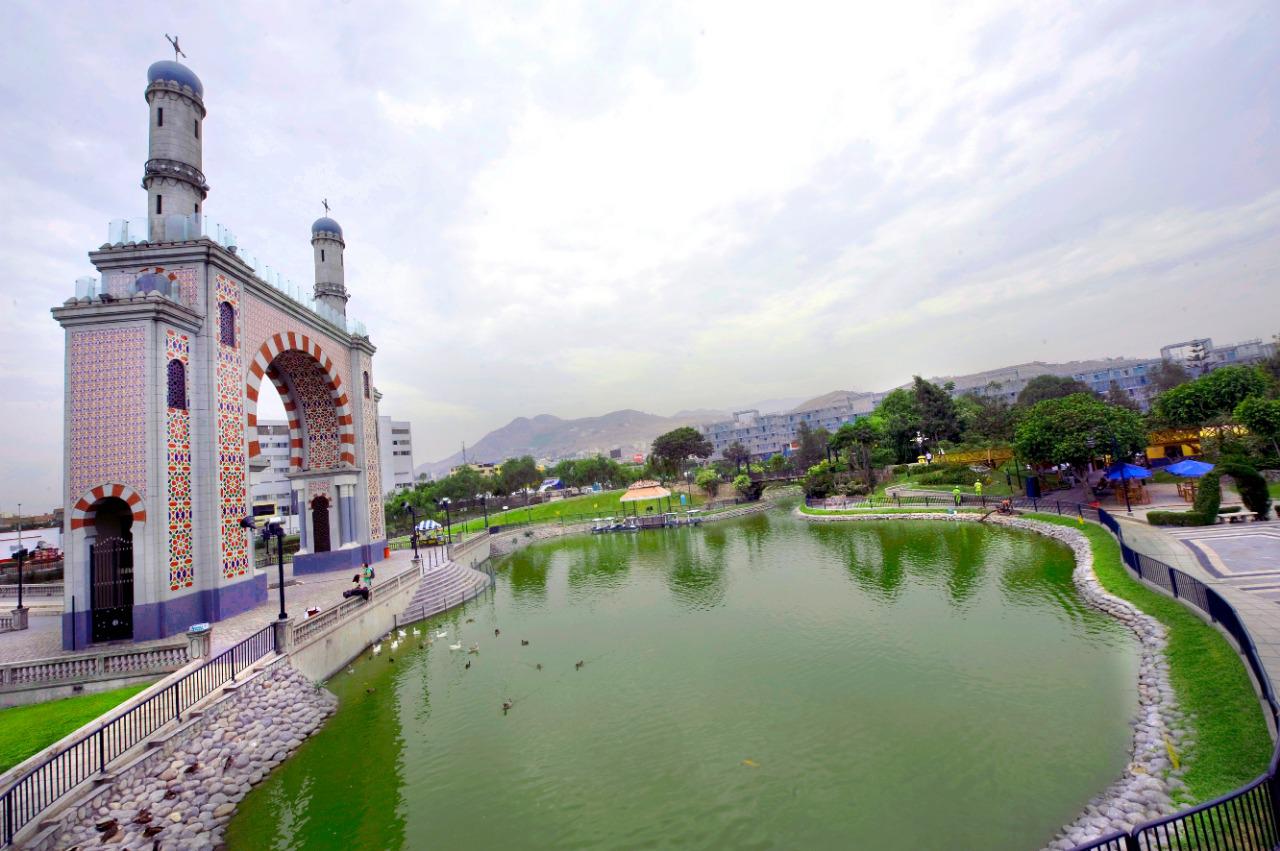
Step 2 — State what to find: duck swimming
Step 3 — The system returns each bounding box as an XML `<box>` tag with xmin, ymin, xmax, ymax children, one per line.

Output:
<box><xmin>372</xmin><ymin>644</ymin><xmax>382</xmax><ymax>656</ymax></box>
<box><xmin>449</xmin><ymin>642</ymin><xmax>463</xmax><ymax>651</ymax></box>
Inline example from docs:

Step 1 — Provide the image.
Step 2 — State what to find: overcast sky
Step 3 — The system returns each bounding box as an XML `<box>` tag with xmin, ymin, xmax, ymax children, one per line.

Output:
<box><xmin>2</xmin><ymin>0</ymin><xmax>1279</xmax><ymax>510</ymax></box>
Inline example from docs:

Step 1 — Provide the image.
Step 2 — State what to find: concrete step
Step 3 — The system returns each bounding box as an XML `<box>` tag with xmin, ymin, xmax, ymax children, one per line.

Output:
<box><xmin>400</xmin><ymin>561</ymin><xmax>492</xmax><ymax>625</ymax></box>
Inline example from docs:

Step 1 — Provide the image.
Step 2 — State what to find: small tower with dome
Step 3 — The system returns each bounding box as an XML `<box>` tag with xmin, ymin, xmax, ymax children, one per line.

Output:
<box><xmin>312</xmin><ymin>209</ymin><xmax>348</xmax><ymax>318</ymax></box>
<box><xmin>143</xmin><ymin>53</ymin><xmax>208</xmax><ymax>242</ymax></box>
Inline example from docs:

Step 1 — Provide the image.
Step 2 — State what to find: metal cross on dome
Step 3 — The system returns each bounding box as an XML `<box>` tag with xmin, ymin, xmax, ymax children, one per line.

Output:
<box><xmin>165</xmin><ymin>34</ymin><xmax>187</xmax><ymax>62</ymax></box>
<box><xmin>322</xmin><ymin>198</ymin><xmax>331</xmax><ymax>216</ymax></box>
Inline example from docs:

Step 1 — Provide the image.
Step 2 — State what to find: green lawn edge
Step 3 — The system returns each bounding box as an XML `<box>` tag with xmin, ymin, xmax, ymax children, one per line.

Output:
<box><xmin>799</xmin><ymin>504</ymin><xmax>984</xmax><ymax>515</ymax></box>
<box><xmin>1027</xmin><ymin>514</ymin><xmax>1272</xmax><ymax>803</ymax></box>
<box><xmin>0</xmin><ymin>682</ymin><xmax>155</xmax><ymax>774</ymax></box>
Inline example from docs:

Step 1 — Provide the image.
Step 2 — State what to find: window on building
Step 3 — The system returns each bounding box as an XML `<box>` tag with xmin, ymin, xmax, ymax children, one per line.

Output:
<box><xmin>218</xmin><ymin>301</ymin><xmax>236</xmax><ymax>346</ymax></box>
<box><xmin>157</xmin><ymin>107</ymin><xmax>164</xmax><ymax>127</ymax></box>
<box><xmin>194</xmin><ymin>119</ymin><xmax>199</xmax><ymax>138</ymax></box>
<box><xmin>194</xmin><ymin>203</ymin><xmax>200</xmax><ymax>214</ymax></box>
<box><xmin>363</xmin><ymin>371</ymin><xmax>370</xmax><ymax>398</ymax></box>
<box><xmin>156</xmin><ymin>195</ymin><xmax>163</xmax><ymax>215</ymax></box>
<box><xmin>321</xmin><ymin>249</ymin><xmax>325</xmax><ymax>262</ymax></box>
<box><xmin>167</xmin><ymin>359</ymin><xmax>186</xmax><ymax>409</ymax></box>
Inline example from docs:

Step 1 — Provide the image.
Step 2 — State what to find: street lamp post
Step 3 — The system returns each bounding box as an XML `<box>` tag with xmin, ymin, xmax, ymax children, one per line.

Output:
<box><xmin>262</xmin><ymin>521</ymin><xmax>287</xmax><ymax>620</ymax></box>
<box><xmin>14</xmin><ymin>502</ymin><xmax>25</xmax><ymax>613</ymax></box>
<box><xmin>440</xmin><ymin>497</ymin><xmax>452</xmax><ymax>542</ymax></box>
<box><xmin>477</xmin><ymin>494</ymin><xmax>489</xmax><ymax>529</ymax></box>
<box><xmin>402</xmin><ymin>501</ymin><xmax>420</xmax><ymax>561</ymax></box>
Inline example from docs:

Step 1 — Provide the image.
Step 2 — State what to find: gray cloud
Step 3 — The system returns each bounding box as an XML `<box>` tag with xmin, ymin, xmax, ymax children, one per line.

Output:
<box><xmin>1</xmin><ymin>0</ymin><xmax>1278</xmax><ymax>509</ymax></box>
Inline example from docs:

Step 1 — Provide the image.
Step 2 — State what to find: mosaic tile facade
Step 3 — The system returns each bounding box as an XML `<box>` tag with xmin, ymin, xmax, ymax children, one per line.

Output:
<box><xmin>361</xmin><ymin>355</ymin><xmax>384</xmax><ymax>541</ymax></box>
<box><xmin>165</xmin><ymin>330</ymin><xmax>193</xmax><ymax>590</ymax></box>
<box><xmin>68</xmin><ymin>327</ymin><xmax>147</xmax><ymax>500</ymax></box>
<box><xmin>273</xmin><ymin>350</ymin><xmax>341</xmax><ymax>469</ymax></box>
<box><xmin>215</xmin><ymin>275</ymin><xmax>250</xmax><ymax>579</ymax></box>
<box><xmin>244</xmin><ymin>298</ymin><xmax>350</xmax><ymax>400</ymax></box>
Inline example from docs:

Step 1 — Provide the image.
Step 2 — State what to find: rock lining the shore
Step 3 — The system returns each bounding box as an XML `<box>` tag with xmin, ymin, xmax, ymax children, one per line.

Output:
<box><xmin>45</xmin><ymin>665</ymin><xmax>336</xmax><ymax>851</ymax></box>
<box><xmin>796</xmin><ymin>509</ymin><xmax>1188</xmax><ymax>849</ymax></box>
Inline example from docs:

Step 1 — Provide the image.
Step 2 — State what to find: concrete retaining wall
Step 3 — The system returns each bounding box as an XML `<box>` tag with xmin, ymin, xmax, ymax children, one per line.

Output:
<box><xmin>449</xmin><ymin>534</ymin><xmax>493</xmax><ymax>572</ymax></box>
<box><xmin>287</xmin><ymin>571</ymin><xmax>419</xmax><ymax>682</ymax></box>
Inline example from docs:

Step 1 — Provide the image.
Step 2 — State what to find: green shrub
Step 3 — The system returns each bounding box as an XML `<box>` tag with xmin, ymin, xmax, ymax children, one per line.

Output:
<box><xmin>1219</xmin><ymin>506</ymin><xmax>1242</xmax><ymax>514</ymax></box>
<box><xmin>1148</xmin><ymin>510</ymin><xmax>1213</xmax><ymax>527</ymax></box>
<box><xmin>839</xmin><ymin>481</ymin><xmax>870</xmax><ymax>497</ymax></box>
<box><xmin>916</xmin><ymin>466</ymin><xmax>986</xmax><ymax>486</ymax></box>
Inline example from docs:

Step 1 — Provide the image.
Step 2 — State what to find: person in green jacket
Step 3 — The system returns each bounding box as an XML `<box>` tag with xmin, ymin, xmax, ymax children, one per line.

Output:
<box><xmin>362</xmin><ymin>562</ymin><xmax>374</xmax><ymax>589</ymax></box>
<box><xmin>974</xmin><ymin>480</ymin><xmax>983</xmax><ymax>497</ymax></box>
<box><xmin>952</xmin><ymin>485</ymin><xmax>962</xmax><ymax>506</ymax></box>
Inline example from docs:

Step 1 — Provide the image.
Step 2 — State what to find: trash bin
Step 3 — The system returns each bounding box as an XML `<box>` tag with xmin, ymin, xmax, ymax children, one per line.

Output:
<box><xmin>1025</xmin><ymin>476</ymin><xmax>1041</xmax><ymax>499</ymax></box>
<box><xmin>186</xmin><ymin>622</ymin><xmax>211</xmax><ymax>659</ymax></box>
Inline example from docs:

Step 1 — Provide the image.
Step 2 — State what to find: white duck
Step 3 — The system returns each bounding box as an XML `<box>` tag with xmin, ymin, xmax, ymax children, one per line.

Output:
<box><xmin>391</xmin><ymin>640</ymin><xmax>400</xmax><ymax>651</ymax></box>
<box><xmin>449</xmin><ymin>642</ymin><xmax>463</xmax><ymax>651</ymax></box>
<box><xmin>397</xmin><ymin>629</ymin><xmax>407</xmax><ymax>638</ymax></box>
<box><xmin>436</xmin><ymin>630</ymin><xmax>449</xmax><ymax>639</ymax></box>
<box><xmin>468</xmin><ymin>644</ymin><xmax>480</xmax><ymax>654</ymax></box>
<box><xmin>411</xmin><ymin>627</ymin><xmax>421</xmax><ymax>636</ymax></box>
<box><xmin>372</xmin><ymin>643</ymin><xmax>382</xmax><ymax>656</ymax></box>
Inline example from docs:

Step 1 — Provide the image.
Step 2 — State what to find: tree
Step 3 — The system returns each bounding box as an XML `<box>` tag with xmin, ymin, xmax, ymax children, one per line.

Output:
<box><xmin>1016</xmin><ymin>374</ymin><xmax>1093</xmax><ymax>407</ymax></box>
<box><xmin>650</xmin><ymin>426</ymin><xmax>713</xmax><ymax>480</ymax></box>
<box><xmin>801</xmin><ymin>460</ymin><xmax>836</xmax><ymax>498</ymax></box>
<box><xmin>792</xmin><ymin>421</ymin><xmax>829</xmax><ymax>472</ymax></box>
<box><xmin>723</xmin><ymin>441</ymin><xmax>751</xmax><ymax>471</ymax></box>
<box><xmin>1149</xmin><ymin>360</ymin><xmax>1191</xmax><ymax>393</ymax></box>
<box><xmin>963</xmin><ymin>394</ymin><xmax>1015</xmax><ymax>443</ymax></box>
<box><xmin>1236</xmin><ymin>396</ymin><xmax>1280</xmax><ymax>457</ymax></box>
<box><xmin>499</xmin><ymin>455</ymin><xmax>542</xmax><ymax>494</ymax></box>
<box><xmin>695</xmin><ymin>467</ymin><xmax>721</xmax><ymax>498</ymax></box>
<box><xmin>765</xmin><ymin>453</ymin><xmax>789</xmax><ymax>473</ymax></box>
<box><xmin>732</xmin><ymin>473</ymin><xmax>752</xmax><ymax>497</ymax></box>
<box><xmin>913</xmin><ymin>376</ymin><xmax>962</xmax><ymax>442</ymax></box>
<box><xmin>1013</xmin><ymin>393</ymin><xmax>1146</xmax><ymax>471</ymax></box>
<box><xmin>830</xmin><ymin>418</ymin><xmax>881</xmax><ymax>485</ymax></box>
<box><xmin>1106</xmin><ymin>380</ymin><xmax>1140</xmax><ymax>411</ymax></box>
<box><xmin>872</xmin><ymin>388</ymin><xmax>922</xmax><ymax>464</ymax></box>
<box><xmin>1154</xmin><ymin>366</ymin><xmax>1269</xmax><ymax>428</ymax></box>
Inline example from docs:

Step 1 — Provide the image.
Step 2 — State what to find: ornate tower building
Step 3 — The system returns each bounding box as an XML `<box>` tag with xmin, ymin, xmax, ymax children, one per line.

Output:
<box><xmin>52</xmin><ymin>56</ymin><xmax>386</xmax><ymax>650</ymax></box>
<box><xmin>311</xmin><ymin>216</ymin><xmax>348</xmax><ymax>318</ymax></box>
<box><xmin>143</xmin><ymin>61</ymin><xmax>208</xmax><ymax>242</ymax></box>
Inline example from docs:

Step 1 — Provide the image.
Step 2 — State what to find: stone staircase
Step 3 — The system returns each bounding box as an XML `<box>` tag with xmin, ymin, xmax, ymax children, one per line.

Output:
<box><xmin>400</xmin><ymin>559</ymin><xmax>492</xmax><ymax>625</ymax></box>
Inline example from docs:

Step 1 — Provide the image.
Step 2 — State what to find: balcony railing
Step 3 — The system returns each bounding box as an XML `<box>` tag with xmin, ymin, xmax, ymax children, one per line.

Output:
<box><xmin>97</xmin><ymin>215</ymin><xmax>368</xmax><ymax>337</ymax></box>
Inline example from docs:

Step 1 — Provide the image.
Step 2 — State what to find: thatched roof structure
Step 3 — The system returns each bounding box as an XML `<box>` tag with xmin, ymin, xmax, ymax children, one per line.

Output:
<box><xmin>619</xmin><ymin>480</ymin><xmax>672</xmax><ymax>502</ymax></box>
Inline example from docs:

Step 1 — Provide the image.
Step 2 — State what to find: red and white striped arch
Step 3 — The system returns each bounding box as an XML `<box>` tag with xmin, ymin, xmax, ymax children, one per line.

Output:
<box><xmin>70</xmin><ymin>484</ymin><xmax>147</xmax><ymax>530</ymax></box>
<box><xmin>244</xmin><ymin>332</ymin><xmax>356</xmax><ymax>468</ymax></box>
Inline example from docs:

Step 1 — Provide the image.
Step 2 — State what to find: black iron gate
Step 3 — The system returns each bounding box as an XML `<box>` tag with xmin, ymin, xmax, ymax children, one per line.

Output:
<box><xmin>311</xmin><ymin>496</ymin><xmax>331</xmax><ymax>553</ymax></box>
<box><xmin>89</xmin><ymin>536</ymin><xmax>133</xmax><ymax>642</ymax></box>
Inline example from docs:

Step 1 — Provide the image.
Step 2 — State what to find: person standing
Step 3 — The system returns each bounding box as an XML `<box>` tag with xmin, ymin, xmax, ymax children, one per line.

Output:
<box><xmin>952</xmin><ymin>485</ymin><xmax>962</xmax><ymax>506</ymax></box>
<box><xmin>362</xmin><ymin>562</ymin><xmax>374</xmax><ymax>590</ymax></box>
<box><xmin>974</xmin><ymin>480</ymin><xmax>983</xmax><ymax>498</ymax></box>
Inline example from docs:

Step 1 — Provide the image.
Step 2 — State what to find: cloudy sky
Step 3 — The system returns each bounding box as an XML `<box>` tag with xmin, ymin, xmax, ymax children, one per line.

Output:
<box><xmin>2</xmin><ymin>0</ymin><xmax>1278</xmax><ymax>509</ymax></box>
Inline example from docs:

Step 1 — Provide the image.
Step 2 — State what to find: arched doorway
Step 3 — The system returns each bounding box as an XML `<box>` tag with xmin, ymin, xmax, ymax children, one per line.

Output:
<box><xmin>311</xmin><ymin>495</ymin><xmax>331</xmax><ymax>553</ymax></box>
<box><xmin>89</xmin><ymin>496</ymin><xmax>134</xmax><ymax>642</ymax></box>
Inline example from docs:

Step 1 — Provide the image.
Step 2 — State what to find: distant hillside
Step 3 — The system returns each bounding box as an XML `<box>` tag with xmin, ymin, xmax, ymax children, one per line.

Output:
<box><xmin>418</xmin><ymin>408</ymin><xmax>727</xmax><ymax>478</ymax></box>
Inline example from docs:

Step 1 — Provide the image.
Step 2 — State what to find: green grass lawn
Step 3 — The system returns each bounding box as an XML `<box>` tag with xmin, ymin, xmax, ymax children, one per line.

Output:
<box><xmin>1027</xmin><ymin>514</ymin><xmax>1272</xmax><ymax>803</ymax></box>
<box><xmin>0</xmin><ymin>682</ymin><xmax>155</xmax><ymax>773</ymax></box>
<box><xmin>800</xmin><ymin>504</ymin><xmax>984</xmax><ymax>515</ymax></box>
<box><xmin>400</xmin><ymin>489</ymin><xmax>708</xmax><ymax>538</ymax></box>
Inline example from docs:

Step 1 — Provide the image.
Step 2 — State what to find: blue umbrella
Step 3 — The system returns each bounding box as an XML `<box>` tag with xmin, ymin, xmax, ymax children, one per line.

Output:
<box><xmin>1104</xmin><ymin>463</ymin><xmax>1152</xmax><ymax>482</ymax></box>
<box><xmin>1164</xmin><ymin>459</ymin><xmax>1214</xmax><ymax>478</ymax></box>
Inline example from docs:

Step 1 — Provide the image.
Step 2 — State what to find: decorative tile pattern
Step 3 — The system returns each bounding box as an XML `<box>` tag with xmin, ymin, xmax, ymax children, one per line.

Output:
<box><xmin>244</xmin><ymin>298</ymin><xmax>350</xmax><ymax>398</ymax></box>
<box><xmin>218</xmin><ymin>301</ymin><xmax>236</xmax><ymax>347</ymax></box>
<box><xmin>273</xmin><ymin>350</ymin><xmax>340</xmax><ymax>470</ymax></box>
<box><xmin>68</xmin><ymin>327</ymin><xmax>147</xmax><ymax>500</ymax></box>
<box><xmin>165</xmin><ymin>330</ymin><xmax>193</xmax><ymax>590</ymax></box>
<box><xmin>215</xmin><ymin>275</ymin><xmax>250</xmax><ymax>579</ymax></box>
<box><xmin>105</xmin><ymin>266</ymin><xmax>198</xmax><ymax>307</ymax></box>
<box><xmin>361</xmin><ymin>356</ymin><xmax>384</xmax><ymax>541</ymax></box>
<box><xmin>307</xmin><ymin>480</ymin><xmax>332</xmax><ymax>501</ymax></box>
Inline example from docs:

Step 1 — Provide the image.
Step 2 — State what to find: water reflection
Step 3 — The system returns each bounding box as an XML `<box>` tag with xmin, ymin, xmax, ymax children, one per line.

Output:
<box><xmin>666</xmin><ymin>530</ymin><xmax>728</xmax><ymax>610</ymax></box>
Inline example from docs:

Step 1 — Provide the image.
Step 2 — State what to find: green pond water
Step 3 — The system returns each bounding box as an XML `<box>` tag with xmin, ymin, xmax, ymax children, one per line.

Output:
<box><xmin>227</xmin><ymin>512</ymin><xmax>1138</xmax><ymax>850</ymax></box>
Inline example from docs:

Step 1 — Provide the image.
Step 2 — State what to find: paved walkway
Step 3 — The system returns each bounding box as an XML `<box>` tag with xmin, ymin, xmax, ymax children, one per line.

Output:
<box><xmin>1107</xmin><ymin>514</ymin><xmax>1280</xmax><ymax>692</ymax></box>
<box><xmin>0</xmin><ymin>549</ymin><xmax>427</xmax><ymax>664</ymax></box>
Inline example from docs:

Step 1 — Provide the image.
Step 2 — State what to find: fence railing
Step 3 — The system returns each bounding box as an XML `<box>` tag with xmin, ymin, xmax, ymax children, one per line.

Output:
<box><xmin>0</xmin><ymin>615</ymin><xmax>12</xmax><ymax>633</ymax></box>
<box><xmin>0</xmin><ymin>583</ymin><xmax>63</xmax><ymax>600</ymax></box>
<box><xmin>0</xmin><ymin>644</ymin><xmax>188</xmax><ymax>692</ymax></box>
<box><xmin>0</xmin><ymin>624</ymin><xmax>276</xmax><ymax>847</ymax></box>
<box><xmin>289</xmin><ymin>564</ymin><xmax>420</xmax><ymax>648</ymax></box>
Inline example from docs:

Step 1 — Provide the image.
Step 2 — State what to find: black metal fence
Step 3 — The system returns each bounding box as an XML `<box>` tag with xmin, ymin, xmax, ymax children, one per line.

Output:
<box><xmin>0</xmin><ymin>624</ymin><xmax>276</xmax><ymax>847</ymax></box>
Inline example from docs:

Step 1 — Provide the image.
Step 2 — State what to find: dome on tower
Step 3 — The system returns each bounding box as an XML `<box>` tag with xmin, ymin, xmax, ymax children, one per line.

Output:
<box><xmin>147</xmin><ymin>60</ymin><xmax>203</xmax><ymax>96</ymax></box>
<box><xmin>311</xmin><ymin>217</ymin><xmax>343</xmax><ymax>237</ymax></box>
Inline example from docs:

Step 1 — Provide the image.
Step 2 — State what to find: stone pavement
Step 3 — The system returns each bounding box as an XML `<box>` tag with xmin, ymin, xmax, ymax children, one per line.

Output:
<box><xmin>1112</xmin><ymin>514</ymin><xmax>1280</xmax><ymax>692</ymax></box>
<box><xmin>0</xmin><ymin>549</ymin><xmax>425</xmax><ymax>664</ymax></box>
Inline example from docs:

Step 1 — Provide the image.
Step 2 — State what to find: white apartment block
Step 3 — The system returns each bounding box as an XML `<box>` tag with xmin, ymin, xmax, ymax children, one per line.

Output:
<box><xmin>378</xmin><ymin>417</ymin><xmax>416</xmax><ymax>495</ymax></box>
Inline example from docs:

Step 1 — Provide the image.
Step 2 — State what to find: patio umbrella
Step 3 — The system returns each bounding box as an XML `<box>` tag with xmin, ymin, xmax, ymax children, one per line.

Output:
<box><xmin>1164</xmin><ymin>459</ymin><xmax>1214</xmax><ymax>478</ymax></box>
<box><xmin>415</xmin><ymin>519</ymin><xmax>443</xmax><ymax>532</ymax></box>
<box><xmin>1104</xmin><ymin>463</ymin><xmax>1152</xmax><ymax>482</ymax></box>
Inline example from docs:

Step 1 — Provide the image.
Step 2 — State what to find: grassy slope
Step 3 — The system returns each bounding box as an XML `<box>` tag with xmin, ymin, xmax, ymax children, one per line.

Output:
<box><xmin>1028</xmin><ymin>514</ymin><xmax>1271</xmax><ymax>802</ymax></box>
<box><xmin>403</xmin><ymin>489</ymin><xmax>707</xmax><ymax>537</ymax></box>
<box><xmin>0</xmin><ymin>682</ymin><xmax>154</xmax><ymax>773</ymax></box>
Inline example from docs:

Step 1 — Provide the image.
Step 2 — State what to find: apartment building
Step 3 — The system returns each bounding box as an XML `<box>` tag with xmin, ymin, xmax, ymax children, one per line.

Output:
<box><xmin>378</xmin><ymin>417</ymin><xmax>417</xmax><ymax>495</ymax></box>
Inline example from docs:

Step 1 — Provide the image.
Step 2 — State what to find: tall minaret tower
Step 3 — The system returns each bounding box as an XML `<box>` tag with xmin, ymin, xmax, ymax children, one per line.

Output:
<box><xmin>311</xmin><ymin>209</ymin><xmax>348</xmax><ymax>318</ymax></box>
<box><xmin>143</xmin><ymin>50</ymin><xmax>208</xmax><ymax>242</ymax></box>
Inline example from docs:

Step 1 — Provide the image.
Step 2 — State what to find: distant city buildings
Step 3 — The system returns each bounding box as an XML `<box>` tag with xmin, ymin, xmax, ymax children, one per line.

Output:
<box><xmin>701</xmin><ymin>334</ymin><xmax>1276</xmax><ymax>461</ymax></box>
<box><xmin>378</xmin><ymin>416</ymin><xmax>416</xmax><ymax>495</ymax></box>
